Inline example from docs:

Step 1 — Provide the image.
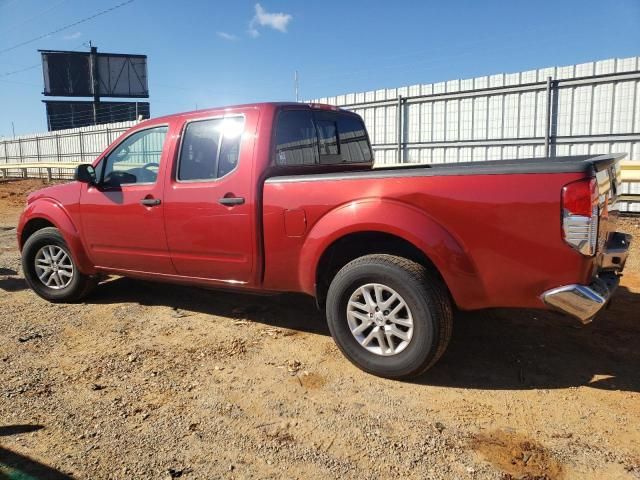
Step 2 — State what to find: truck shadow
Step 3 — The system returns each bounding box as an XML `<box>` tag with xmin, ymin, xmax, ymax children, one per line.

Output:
<box><xmin>92</xmin><ymin>277</ymin><xmax>330</xmax><ymax>336</ymax></box>
<box><xmin>0</xmin><ymin>425</ymin><xmax>74</xmax><ymax>480</ymax></box>
<box><xmin>418</xmin><ymin>285</ymin><xmax>640</xmax><ymax>392</ymax></box>
<box><xmin>0</xmin><ymin>269</ymin><xmax>28</xmax><ymax>292</ymax></box>
<box><xmin>89</xmin><ymin>278</ymin><xmax>640</xmax><ymax>393</ymax></box>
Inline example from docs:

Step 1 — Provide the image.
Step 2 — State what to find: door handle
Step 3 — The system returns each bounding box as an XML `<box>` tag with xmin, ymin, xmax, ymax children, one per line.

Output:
<box><xmin>140</xmin><ymin>198</ymin><xmax>161</xmax><ymax>207</ymax></box>
<box><xmin>218</xmin><ymin>196</ymin><xmax>245</xmax><ymax>206</ymax></box>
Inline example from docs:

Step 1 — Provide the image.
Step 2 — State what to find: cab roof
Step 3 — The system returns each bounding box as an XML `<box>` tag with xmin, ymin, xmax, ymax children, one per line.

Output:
<box><xmin>144</xmin><ymin>102</ymin><xmax>345</xmax><ymax>126</ymax></box>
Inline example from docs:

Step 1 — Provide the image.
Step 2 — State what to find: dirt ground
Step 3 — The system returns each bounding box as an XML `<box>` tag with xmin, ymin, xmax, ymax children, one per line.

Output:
<box><xmin>0</xmin><ymin>179</ymin><xmax>639</xmax><ymax>480</ymax></box>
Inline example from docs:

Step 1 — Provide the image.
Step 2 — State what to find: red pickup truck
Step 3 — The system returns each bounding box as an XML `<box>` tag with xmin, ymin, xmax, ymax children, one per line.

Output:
<box><xmin>18</xmin><ymin>102</ymin><xmax>631</xmax><ymax>378</ymax></box>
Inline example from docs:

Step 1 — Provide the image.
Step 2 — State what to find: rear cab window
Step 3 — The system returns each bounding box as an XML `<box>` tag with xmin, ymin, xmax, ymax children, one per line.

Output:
<box><xmin>274</xmin><ymin>108</ymin><xmax>372</xmax><ymax>167</ymax></box>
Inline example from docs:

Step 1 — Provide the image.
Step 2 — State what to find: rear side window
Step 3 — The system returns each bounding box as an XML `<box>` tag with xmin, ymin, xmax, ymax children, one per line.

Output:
<box><xmin>274</xmin><ymin>109</ymin><xmax>372</xmax><ymax>166</ymax></box>
<box><xmin>274</xmin><ymin>110</ymin><xmax>318</xmax><ymax>166</ymax></box>
<box><xmin>178</xmin><ymin>117</ymin><xmax>244</xmax><ymax>181</ymax></box>
<box><xmin>336</xmin><ymin>114</ymin><xmax>372</xmax><ymax>164</ymax></box>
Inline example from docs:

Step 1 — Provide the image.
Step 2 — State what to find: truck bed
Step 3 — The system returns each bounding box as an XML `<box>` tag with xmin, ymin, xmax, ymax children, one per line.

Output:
<box><xmin>262</xmin><ymin>153</ymin><xmax>624</xmax><ymax>310</ymax></box>
<box><xmin>266</xmin><ymin>154</ymin><xmax>624</xmax><ymax>183</ymax></box>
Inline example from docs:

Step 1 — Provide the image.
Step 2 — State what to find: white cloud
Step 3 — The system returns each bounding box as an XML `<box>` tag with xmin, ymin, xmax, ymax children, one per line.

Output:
<box><xmin>249</xmin><ymin>3</ymin><xmax>292</xmax><ymax>37</ymax></box>
<box><xmin>217</xmin><ymin>31</ymin><xmax>238</xmax><ymax>41</ymax></box>
<box><xmin>63</xmin><ymin>31</ymin><xmax>82</xmax><ymax>40</ymax></box>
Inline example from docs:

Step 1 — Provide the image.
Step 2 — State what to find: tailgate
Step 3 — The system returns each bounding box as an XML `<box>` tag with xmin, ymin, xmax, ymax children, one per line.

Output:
<box><xmin>543</xmin><ymin>154</ymin><xmax>630</xmax><ymax>323</ymax></box>
<box><xmin>593</xmin><ymin>154</ymin><xmax>624</xmax><ymax>254</ymax></box>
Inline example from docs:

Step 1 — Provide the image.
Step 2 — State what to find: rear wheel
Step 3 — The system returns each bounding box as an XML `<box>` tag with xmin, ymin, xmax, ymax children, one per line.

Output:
<box><xmin>22</xmin><ymin>227</ymin><xmax>96</xmax><ymax>302</ymax></box>
<box><xmin>326</xmin><ymin>254</ymin><xmax>452</xmax><ymax>379</ymax></box>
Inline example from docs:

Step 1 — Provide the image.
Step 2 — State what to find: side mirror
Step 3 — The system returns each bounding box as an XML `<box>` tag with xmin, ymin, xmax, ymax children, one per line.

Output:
<box><xmin>75</xmin><ymin>164</ymin><xmax>96</xmax><ymax>184</ymax></box>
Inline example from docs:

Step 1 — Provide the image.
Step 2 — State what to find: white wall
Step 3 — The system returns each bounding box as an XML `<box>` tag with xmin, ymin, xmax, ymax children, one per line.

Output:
<box><xmin>311</xmin><ymin>56</ymin><xmax>640</xmax><ymax>211</ymax></box>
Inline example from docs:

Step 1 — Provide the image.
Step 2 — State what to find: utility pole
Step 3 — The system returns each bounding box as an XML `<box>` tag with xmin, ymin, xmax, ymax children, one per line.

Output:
<box><xmin>294</xmin><ymin>70</ymin><xmax>299</xmax><ymax>102</ymax></box>
<box><xmin>11</xmin><ymin>121</ymin><xmax>15</xmax><ymax>138</ymax></box>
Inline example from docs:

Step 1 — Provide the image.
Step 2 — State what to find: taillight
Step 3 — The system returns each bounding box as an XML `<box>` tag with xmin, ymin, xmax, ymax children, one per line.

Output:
<box><xmin>561</xmin><ymin>178</ymin><xmax>598</xmax><ymax>256</ymax></box>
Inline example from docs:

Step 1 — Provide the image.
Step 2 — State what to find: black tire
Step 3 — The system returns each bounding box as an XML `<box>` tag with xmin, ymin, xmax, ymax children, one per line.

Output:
<box><xmin>326</xmin><ymin>254</ymin><xmax>452</xmax><ymax>379</ymax></box>
<box><xmin>22</xmin><ymin>227</ymin><xmax>97</xmax><ymax>302</ymax></box>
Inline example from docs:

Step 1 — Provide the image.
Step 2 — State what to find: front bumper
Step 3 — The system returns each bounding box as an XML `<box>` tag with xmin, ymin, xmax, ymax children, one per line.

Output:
<box><xmin>542</xmin><ymin>232</ymin><xmax>631</xmax><ymax>324</ymax></box>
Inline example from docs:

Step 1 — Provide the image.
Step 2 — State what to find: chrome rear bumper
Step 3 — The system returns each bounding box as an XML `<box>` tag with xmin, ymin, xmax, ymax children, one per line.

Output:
<box><xmin>542</xmin><ymin>232</ymin><xmax>631</xmax><ymax>324</ymax></box>
<box><xmin>542</xmin><ymin>274</ymin><xmax>620</xmax><ymax>323</ymax></box>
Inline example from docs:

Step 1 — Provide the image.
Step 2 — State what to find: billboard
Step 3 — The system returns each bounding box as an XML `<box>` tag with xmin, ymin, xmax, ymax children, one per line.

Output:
<box><xmin>44</xmin><ymin>100</ymin><xmax>150</xmax><ymax>131</ymax></box>
<box><xmin>96</xmin><ymin>54</ymin><xmax>148</xmax><ymax>97</ymax></box>
<box><xmin>41</xmin><ymin>50</ymin><xmax>148</xmax><ymax>98</ymax></box>
<box><xmin>41</xmin><ymin>51</ymin><xmax>93</xmax><ymax>97</ymax></box>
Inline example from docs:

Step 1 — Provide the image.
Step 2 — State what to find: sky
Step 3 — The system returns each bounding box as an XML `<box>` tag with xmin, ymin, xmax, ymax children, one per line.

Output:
<box><xmin>0</xmin><ymin>0</ymin><xmax>639</xmax><ymax>137</ymax></box>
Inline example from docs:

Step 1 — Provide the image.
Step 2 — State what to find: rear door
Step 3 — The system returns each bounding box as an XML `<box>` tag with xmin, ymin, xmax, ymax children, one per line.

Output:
<box><xmin>163</xmin><ymin>111</ymin><xmax>257</xmax><ymax>283</ymax></box>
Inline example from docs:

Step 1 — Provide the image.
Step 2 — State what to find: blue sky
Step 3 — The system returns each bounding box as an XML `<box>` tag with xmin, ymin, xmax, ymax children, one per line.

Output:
<box><xmin>1</xmin><ymin>0</ymin><xmax>639</xmax><ymax>136</ymax></box>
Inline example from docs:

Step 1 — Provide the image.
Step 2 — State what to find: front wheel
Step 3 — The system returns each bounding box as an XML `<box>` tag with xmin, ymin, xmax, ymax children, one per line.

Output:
<box><xmin>22</xmin><ymin>227</ymin><xmax>96</xmax><ymax>302</ymax></box>
<box><xmin>326</xmin><ymin>254</ymin><xmax>452</xmax><ymax>379</ymax></box>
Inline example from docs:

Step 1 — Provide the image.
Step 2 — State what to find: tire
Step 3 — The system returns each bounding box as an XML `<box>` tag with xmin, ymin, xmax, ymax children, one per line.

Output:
<box><xmin>22</xmin><ymin>227</ymin><xmax>97</xmax><ymax>302</ymax></box>
<box><xmin>326</xmin><ymin>254</ymin><xmax>452</xmax><ymax>379</ymax></box>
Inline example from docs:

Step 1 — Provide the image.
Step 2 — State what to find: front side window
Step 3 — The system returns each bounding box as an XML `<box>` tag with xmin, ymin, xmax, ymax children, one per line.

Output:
<box><xmin>178</xmin><ymin>117</ymin><xmax>244</xmax><ymax>181</ymax></box>
<box><xmin>102</xmin><ymin>126</ymin><xmax>168</xmax><ymax>186</ymax></box>
<box><xmin>274</xmin><ymin>109</ymin><xmax>372</xmax><ymax>166</ymax></box>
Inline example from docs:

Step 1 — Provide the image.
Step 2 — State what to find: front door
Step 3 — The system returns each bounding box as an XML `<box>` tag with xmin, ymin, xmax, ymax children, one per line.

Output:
<box><xmin>80</xmin><ymin>124</ymin><xmax>175</xmax><ymax>274</ymax></box>
<box><xmin>163</xmin><ymin>115</ymin><xmax>255</xmax><ymax>283</ymax></box>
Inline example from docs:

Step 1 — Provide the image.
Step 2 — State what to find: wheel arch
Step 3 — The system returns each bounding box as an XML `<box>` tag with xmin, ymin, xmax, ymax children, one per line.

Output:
<box><xmin>20</xmin><ymin>217</ymin><xmax>56</xmax><ymax>247</ymax></box>
<box><xmin>315</xmin><ymin>231</ymin><xmax>445</xmax><ymax>307</ymax></box>
<box><xmin>20</xmin><ymin>199</ymin><xmax>96</xmax><ymax>275</ymax></box>
<box><xmin>300</xmin><ymin>198</ymin><xmax>486</xmax><ymax>309</ymax></box>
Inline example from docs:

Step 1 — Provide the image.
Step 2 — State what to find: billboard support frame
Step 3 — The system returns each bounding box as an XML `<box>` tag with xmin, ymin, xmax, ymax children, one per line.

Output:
<box><xmin>90</xmin><ymin>45</ymin><xmax>100</xmax><ymax>126</ymax></box>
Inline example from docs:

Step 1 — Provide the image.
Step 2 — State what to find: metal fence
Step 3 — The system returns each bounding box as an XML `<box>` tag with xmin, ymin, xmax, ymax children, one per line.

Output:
<box><xmin>2</xmin><ymin>57</ymin><xmax>639</xmax><ymax>211</ymax></box>
<box><xmin>0</xmin><ymin>121</ymin><xmax>138</xmax><ymax>178</ymax></box>
<box><xmin>311</xmin><ymin>56</ymin><xmax>640</xmax><ymax>211</ymax></box>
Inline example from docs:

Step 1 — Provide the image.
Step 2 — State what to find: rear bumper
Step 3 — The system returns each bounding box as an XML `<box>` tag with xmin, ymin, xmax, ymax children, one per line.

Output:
<box><xmin>541</xmin><ymin>232</ymin><xmax>631</xmax><ymax>324</ymax></box>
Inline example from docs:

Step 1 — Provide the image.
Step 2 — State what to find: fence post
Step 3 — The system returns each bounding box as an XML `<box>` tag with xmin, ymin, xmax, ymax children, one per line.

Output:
<box><xmin>55</xmin><ymin>134</ymin><xmax>61</xmax><ymax>163</ymax></box>
<box><xmin>17</xmin><ymin>138</ymin><xmax>25</xmax><ymax>178</ymax></box>
<box><xmin>55</xmin><ymin>134</ymin><xmax>61</xmax><ymax>181</ymax></box>
<box><xmin>79</xmin><ymin>130</ymin><xmax>84</xmax><ymax>165</ymax></box>
<box><xmin>544</xmin><ymin>76</ymin><xmax>553</xmax><ymax>157</ymax></box>
<box><xmin>397</xmin><ymin>95</ymin><xmax>403</xmax><ymax>163</ymax></box>
<box><xmin>1</xmin><ymin>140</ymin><xmax>6</xmax><ymax>179</ymax></box>
<box><xmin>35</xmin><ymin>135</ymin><xmax>43</xmax><ymax>181</ymax></box>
